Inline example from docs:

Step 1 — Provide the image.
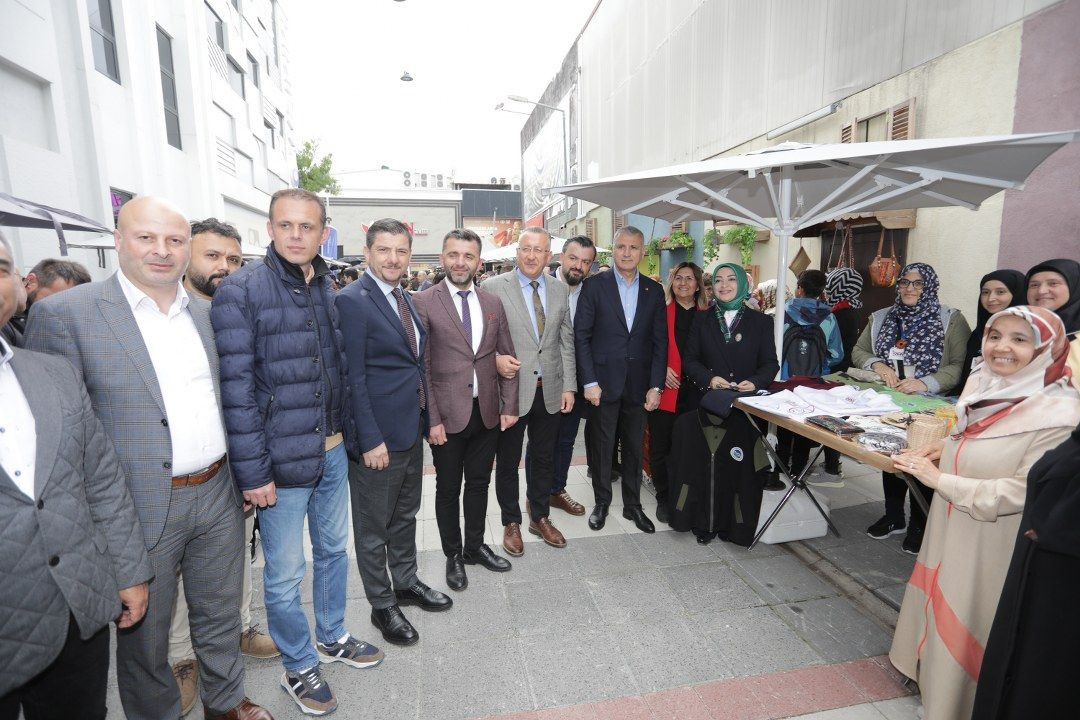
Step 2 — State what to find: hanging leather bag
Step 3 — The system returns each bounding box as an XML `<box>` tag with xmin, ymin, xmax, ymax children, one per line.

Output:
<box><xmin>826</xmin><ymin>225</ymin><xmax>855</xmax><ymax>272</ymax></box>
<box><xmin>869</xmin><ymin>228</ymin><xmax>901</xmax><ymax>287</ymax></box>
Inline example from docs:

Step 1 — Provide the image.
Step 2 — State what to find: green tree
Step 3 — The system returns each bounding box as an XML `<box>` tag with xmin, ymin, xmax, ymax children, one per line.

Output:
<box><xmin>296</xmin><ymin>140</ymin><xmax>340</xmax><ymax>194</ymax></box>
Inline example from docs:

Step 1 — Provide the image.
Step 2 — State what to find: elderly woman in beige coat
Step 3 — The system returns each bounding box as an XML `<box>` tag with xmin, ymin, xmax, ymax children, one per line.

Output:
<box><xmin>887</xmin><ymin>306</ymin><xmax>1080</xmax><ymax>720</ymax></box>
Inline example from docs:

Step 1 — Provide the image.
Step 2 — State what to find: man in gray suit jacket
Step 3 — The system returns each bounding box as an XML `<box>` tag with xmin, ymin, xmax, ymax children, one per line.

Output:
<box><xmin>485</xmin><ymin>227</ymin><xmax>577</xmax><ymax>556</ymax></box>
<box><xmin>0</xmin><ymin>233</ymin><xmax>150</xmax><ymax>719</ymax></box>
<box><xmin>23</xmin><ymin>198</ymin><xmax>271</xmax><ymax>720</ymax></box>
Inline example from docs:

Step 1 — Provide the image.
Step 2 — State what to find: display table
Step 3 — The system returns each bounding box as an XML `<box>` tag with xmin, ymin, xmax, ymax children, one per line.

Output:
<box><xmin>735</xmin><ymin>396</ymin><xmax>939</xmax><ymax>548</ymax></box>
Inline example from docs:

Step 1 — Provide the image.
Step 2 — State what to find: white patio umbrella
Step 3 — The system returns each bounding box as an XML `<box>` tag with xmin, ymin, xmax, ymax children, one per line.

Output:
<box><xmin>551</xmin><ymin>130</ymin><xmax>1080</xmax><ymax>356</ymax></box>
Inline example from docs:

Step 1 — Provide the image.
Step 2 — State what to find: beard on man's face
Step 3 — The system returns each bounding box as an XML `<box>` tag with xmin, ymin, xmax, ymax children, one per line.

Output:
<box><xmin>563</xmin><ymin>267</ymin><xmax>585</xmax><ymax>286</ymax></box>
<box><xmin>188</xmin><ymin>269</ymin><xmax>226</xmax><ymax>298</ymax></box>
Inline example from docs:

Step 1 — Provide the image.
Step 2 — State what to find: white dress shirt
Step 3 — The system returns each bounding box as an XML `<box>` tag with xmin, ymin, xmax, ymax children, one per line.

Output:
<box><xmin>446</xmin><ymin>279</ymin><xmax>483</xmax><ymax>397</ymax></box>
<box><xmin>367</xmin><ymin>269</ymin><xmax>402</xmax><ymax>319</ymax></box>
<box><xmin>117</xmin><ymin>271</ymin><xmax>227</xmax><ymax>475</ymax></box>
<box><xmin>0</xmin><ymin>337</ymin><xmax>36</xmax><ymax>498</ymax></box>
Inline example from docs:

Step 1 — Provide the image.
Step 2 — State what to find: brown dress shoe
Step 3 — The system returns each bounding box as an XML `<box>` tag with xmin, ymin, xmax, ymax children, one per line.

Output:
<box><xmin>503</xmin><ymin>522</ymin><xmax>524</xmax><ymax>557</ymax></box>
<box><xmin>240</xmin><ymin>623</ymin><xmax>280</xmax><ymax>659</ymax></box>
<box><xmin>528</xmin><ymin>517</ymin><xmax>567</xmax><ymax>548</ymax></box>
<box><xmin>173</xmin><ymin>658</ymin><xmax>198</xmax><ymax>717</ymax></box>
<box><xmin>204</xmin><ymin>697</ymin><xmax>274</xmax><ymax>720</ymax></box>
<box><xmin>549</xmin><ymin>490</ymin><xmax>586</xmax><ymax>516</ymax></box>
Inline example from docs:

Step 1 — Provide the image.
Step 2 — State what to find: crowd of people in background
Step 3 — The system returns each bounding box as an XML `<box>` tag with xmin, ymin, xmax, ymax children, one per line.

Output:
<box><xmin>0</xmin><ymin>189</ymin><xmax>1077</xmax><ymax>720</ymax></box>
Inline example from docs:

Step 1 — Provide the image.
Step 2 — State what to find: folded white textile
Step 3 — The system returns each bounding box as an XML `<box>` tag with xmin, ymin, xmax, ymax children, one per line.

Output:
<box><xmin>739</xmin><ymin>386</ymin><xmax>901</xmax><ymax>420</ymax></box>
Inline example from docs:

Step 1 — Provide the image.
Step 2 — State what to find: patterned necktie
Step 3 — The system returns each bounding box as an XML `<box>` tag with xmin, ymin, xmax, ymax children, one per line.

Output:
<box><xmin>391</xmin><ymin>288</ymin><xmax>425</xmax><ymax>409</ymax></box>
<box><xmin>457</xmin><ymin>290</ymin><xmax>473</xmax><ymax>348</ymax></box>
<box><xmin>530</xmin><ymin>280</ymin><xmax>546</xmax><ymax>340</ymax></box>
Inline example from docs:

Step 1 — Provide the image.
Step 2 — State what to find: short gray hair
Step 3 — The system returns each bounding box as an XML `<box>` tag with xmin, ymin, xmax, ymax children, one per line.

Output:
<box><xmin>613</xmin><ymin>225</ymin><xmax>645</xmax><ymax>243</ymax></box>
<box><xmin>519</xmin><ymin>226</ymin><xmax>551</xmax><ymax>244</ymax></box>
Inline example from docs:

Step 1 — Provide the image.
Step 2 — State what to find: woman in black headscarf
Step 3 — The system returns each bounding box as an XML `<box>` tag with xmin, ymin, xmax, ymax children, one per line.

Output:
<box><xmin>971</xmin><ymin>420</ymin><xmax>1080</xmax><ymax>719</ymax></box>
<box><xmin>957</xmin><ymin>270</ymin><xmax>1026</xmax><ymax>392</ymax></box>
<box><xmin>1026</xmin><ymin>258</ymin><xmax>1080</xmax><ymax>391</ymax></box>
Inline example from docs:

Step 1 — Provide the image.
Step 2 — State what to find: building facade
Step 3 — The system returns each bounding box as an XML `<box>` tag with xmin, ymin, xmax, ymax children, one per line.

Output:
<box><xmin>522</xmin><ymin>0</ymin><xmax>1079</xmax><ymax>320</ymax></box>
<box><xmin>0</xmin><ymin>0</ymin><xmax>298</xmax><ymax>276</ymax></box>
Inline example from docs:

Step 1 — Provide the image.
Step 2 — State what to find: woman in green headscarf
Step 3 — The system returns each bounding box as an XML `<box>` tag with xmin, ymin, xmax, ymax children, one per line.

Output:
<box><xmin>671</xmin><ymin>264</ymin><xmax>780</xmax><ymax>545</ymax></box>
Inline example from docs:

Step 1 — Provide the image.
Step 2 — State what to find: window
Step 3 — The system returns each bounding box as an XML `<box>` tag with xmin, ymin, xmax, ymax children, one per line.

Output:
<box><xmin>230</xmin><ymin>0</ymin><xmax>239</xmax><ymax>8</ymax></box>
<box><xmin>213</xmin><ymin>103</ymin><xmax>235</xmax><ymax>144</ymax></box>
<box><xmin>270</xmin><ymin>0</ymin><xmax>280</xmax><ymax>66</ymax></box>
<box><xmin>86</xmin><ymin>0</ymin><xmax>120</xmax><ymax>82</ymax></box>
<box><xmin>247</xmin><ymin>52</ymin><xmax>259</xmax><ymax>88</ymax></box>
<box><xmin>205</xmin><ymin>2</ymin><xmax>224</xmax><ymax>50</ymax></box>
<box><xmin>156</xmin><ymin>27</ymin><xmax>181</xmax><ymax>149</ymax></box>
<box><xmin>276</xmin><ymin>110</ymin><xmax>285</xmax><ymax>140</ymax></box>
<box><xmin>265</xmin><ymin>120</ymin><xmax>276</xmax><ymax>149</ymax></box>
<box><xmin>226</xmin><ymin>56</ymin><xmax>245</xmax><ymax>98</ymax></box>
<box><xmin>855</xmin><ymin>112</ymin><xmax>887</xmax><ymax>143</ymax></box>
<box><xmin>110</xmin><ymin>188</ymin><xmax>134</xmax><ymax>227</ymax></box>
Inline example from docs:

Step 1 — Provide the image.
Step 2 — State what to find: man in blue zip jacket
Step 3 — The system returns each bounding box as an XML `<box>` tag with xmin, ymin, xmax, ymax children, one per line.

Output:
<box><xmin>210</xmin><ymin>189</ymin><xmax>382</xmax><ymax>717</ymax></box>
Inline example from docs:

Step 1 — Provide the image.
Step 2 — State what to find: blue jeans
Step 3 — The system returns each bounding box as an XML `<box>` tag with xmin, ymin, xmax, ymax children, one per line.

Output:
<box><xmin>258</xmin><ymin>442</ymin><xmax>349</xmax><ymax>672</ymax></box>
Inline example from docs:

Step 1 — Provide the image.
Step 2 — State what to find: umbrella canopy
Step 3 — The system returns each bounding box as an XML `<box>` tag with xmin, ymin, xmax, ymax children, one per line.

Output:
<box><xmin>485</xmin><ymin>235</ymin><xmax>612</xmax><ymax>263</ymax></box>
<box><xmin>0</xmin><ymin>192</ymin><xmax>111</xmax><ymax>256</ymax></box>
<box><xmin>551</xmin><ymin>130</ymin><xmax>1080</xmax><ymax>358</ymax></box>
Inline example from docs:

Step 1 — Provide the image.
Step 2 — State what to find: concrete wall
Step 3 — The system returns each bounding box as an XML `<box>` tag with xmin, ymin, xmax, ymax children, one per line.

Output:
<box><xmin>999</xmin><ymin>0</ymin><xmax>1080</xmax><ymax>271</ymax></box>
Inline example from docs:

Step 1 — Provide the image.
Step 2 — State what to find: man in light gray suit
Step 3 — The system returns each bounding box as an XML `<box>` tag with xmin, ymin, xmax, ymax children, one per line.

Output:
<box><xmin>486</xmin><ymin>226</ymin><xmax>577</xmax><ymax>556</ymax></box>
<box><xmin>23</xmin><ymin>197</ymin><xmax>272</xmax><ymax>720</ymax></box>
<box><xmin>0</xmin><ymin>232</ymin><xmax>150</xmax><ymax>719</ymax></box>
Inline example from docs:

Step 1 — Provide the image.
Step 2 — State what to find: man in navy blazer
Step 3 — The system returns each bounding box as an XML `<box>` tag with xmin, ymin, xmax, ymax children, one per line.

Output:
<box><xmin>575</xmin><ymin>226</ymin><xmax>667</xmax><ymax>534</ymax></box>
<box><xmin>335</xmin><ymin>219</ymin><xmax>452</xmax><ymax>649</ymax></box>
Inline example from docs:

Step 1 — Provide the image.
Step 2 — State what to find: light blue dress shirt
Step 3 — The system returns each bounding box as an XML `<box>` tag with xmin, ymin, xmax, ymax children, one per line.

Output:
<box><xmin>516</xmin><ymin>268</ymin><xmax>548</xmax><ymax>342</ymax></box>
<box><xmin>614</xmin><ymin>270</ymin><xmax>640</xmax><ymax>330</ymax></box>
<box><xmin>367</xmin><ymin>269</ymin><xmax>401</xmax><ymax>320</ymax></box>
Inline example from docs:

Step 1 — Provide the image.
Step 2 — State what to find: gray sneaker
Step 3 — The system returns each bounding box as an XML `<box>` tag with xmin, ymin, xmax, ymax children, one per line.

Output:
<box><xmin>317</xmin><ymin>634</ymin><xmax>385</xmax><ymax>669</ymax></box>
<box><xmin>282</xmin><ymin>666</ymin><xmax>337</xmax><ymax>716</ymax></box>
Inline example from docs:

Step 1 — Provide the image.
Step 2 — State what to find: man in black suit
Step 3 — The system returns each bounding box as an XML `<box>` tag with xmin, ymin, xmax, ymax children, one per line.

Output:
<box><xmin>335</xmin><ymin>219</ymin><xmax>452</xmax><ymax>649</ymax></box>
<box><xmin>574</xmin><ymin>226</ymin><xmax>667</xmax><ymax>533</ymax></box>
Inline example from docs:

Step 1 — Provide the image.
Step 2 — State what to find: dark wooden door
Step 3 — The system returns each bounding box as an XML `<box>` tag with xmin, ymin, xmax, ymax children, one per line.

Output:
<box><xmin>820</xmin><ymin>225</ymin><xmax>908</xmax><ymax>331</ymax></box>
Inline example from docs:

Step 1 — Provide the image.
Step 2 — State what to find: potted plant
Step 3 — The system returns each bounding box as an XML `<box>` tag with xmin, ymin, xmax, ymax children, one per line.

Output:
<box><xmin>723</xmin><ymin>224</ymin><xmax>758</xmax><ymax>269</ymax></box>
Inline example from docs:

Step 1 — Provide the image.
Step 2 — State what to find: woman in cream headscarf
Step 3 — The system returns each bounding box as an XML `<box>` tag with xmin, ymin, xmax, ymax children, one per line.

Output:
<box><xmin>887</xmin><ymin>305</ymin><xmax>1080</xmax><ymax>720</ymax></box>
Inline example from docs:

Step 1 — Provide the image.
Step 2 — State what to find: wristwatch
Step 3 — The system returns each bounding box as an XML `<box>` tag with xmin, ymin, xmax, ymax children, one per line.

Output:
<box><xmin>650</xmin><ymin>387</ymin><xmax>662</xmax><ymax>395</ymax></box>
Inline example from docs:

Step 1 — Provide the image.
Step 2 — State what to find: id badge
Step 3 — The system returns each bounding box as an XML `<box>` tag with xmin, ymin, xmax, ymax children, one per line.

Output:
<box><xmin>887</xmin><ymin>346</ymin><xmax>905</xmax><ymax>362</ymax></box>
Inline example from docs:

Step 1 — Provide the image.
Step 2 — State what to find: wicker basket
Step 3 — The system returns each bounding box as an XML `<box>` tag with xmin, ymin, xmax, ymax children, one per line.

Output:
<box><xmin>907</xmin><ymin>415</ymin><xmax>949</xmax><ymax>451</ymax></box>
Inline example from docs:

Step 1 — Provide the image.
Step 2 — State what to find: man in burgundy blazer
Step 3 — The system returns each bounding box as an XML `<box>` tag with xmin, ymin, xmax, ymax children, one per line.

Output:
<box><xmin>414</xmin><ymin>229</ymin><xmax>519</xmax><ymax>591</ymax></box>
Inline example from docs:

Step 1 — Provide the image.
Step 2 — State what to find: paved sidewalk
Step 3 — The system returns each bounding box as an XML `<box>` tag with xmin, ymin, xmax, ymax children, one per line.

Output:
<box><xmin>102</xmin><ymin>458</ymin><xmax>922</xmax><ymax>719</ymax></box>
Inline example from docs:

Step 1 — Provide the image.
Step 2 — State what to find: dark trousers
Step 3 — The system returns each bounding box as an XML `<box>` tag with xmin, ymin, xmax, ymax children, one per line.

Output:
<box><xmin>0</xmin><ymin>615</ymin><xmax>109</xmax><ymax>720</ymax></box>
<box><xmin>590</xmin><ymin>396</ymin><xmax>647</xmax><ymax>508</ymax></box>
<box><xmin>526</xmin><ymin>391</ymin><xmax>584</xmax><ymax>494</ymax></box>
<box><xmin>647</xmin><ymin>409</ymin><xmax>676</xmax><ymax>502</ymax></box>
<box><xmin>584</xmin><ymin>415</ymin><xmax>621</xmax><ymax>476</ymax></box>
<box><xmin>117</xmin><ymin>470</ymin><xmax>245</xmax><ymax>720</ymax></box>
<box><xmin>431</xmin><ymin>400</ymin><xmax>499</xmax><ymax>557</ymax></box>
<box><xmin>495</xmin><ymin>385</ymin><xmax>560</xmax><ymax>525</ymax></box>
<box><xmin>775</xmin><ymin>428</ymin><xmax>814</xmax><ymax>475</ymax></box>
<box><xmin>349</xmin><ymin>425</ymin><xmax>423</xmax><ymax>609</ymax></box>
<box><xmin>883</xmin><ymin>471</ymin><xmax>934</xmax><ymax>531</ymax></box>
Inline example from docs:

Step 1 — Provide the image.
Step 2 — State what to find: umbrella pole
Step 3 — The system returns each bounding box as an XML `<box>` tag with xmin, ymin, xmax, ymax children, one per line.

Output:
<box><xmin>773</xmin><ymin>228</ymin><xmax>792</xmax><ymax>366</ymax></box>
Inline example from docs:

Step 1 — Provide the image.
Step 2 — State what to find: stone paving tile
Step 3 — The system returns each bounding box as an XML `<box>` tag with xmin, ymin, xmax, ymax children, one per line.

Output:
<box><xmin>728</xmin><ymin>554</ymin><xmax>839</xmax><ymax>605</ymax></box>
<box><xmin>774</xmin><ymin>596</ymin><xmax>895</xmax><ymax>663</ymax></box>
<box><xmin>874</xmin><ymin>583</ymin><xmax>908</xmax><ymax>609</ymax></box>
<box><xmin>419</xmin><ymin>633</ymin><xmax>531</xmax><ymax>720</ymax></box>
<box><xmin>566</xmin><ymin>532</ymin><xmax>652</xmax><ymax>577</ymax></box>
<box><xmin>642</xmin><ymin>686</ymin><xmax>715</xmax><ymax>720</ymax></box>
<box><xmin>699</xmin><ymin>606</ymin><xmax>825</xmax><ymax>678</ymax></box>
<box><xmin>813</xmin><ymin>539</ymin><xmax>915</xmax><ymax>591</ymax></box>
<box><xmin>784</xmin><ymin>705</ymin><xmax>887</xmax><ymax>719</ymax></box>
<box><xmin>873</xmin><ymin>695</ymin><xmax>923</xmax><ymax>719</ymax></box>
<box><xmin>612</xmin><ymin>617</ymin><xmax>733</xmax><ymax>693</ymax></box>
<box><xmin>663</xmin><ymin>561</ymin><xmax>768</xmax><ymax>616</ymax></box>
<box><xmin>585</xmin><ymin>568</ymin><xmax>689</xmax><ymax>624</ymax></box>
<box><xmin>520</xmin><ymin>625</ymin><xmax>640</xmax><ymax>709</ymax></box>
<box><xmin>630</xmin><ymin>528</ymin><xmax>732</xmax><ymax>567</ymax></box>
<box><xmin>414</xmin><ymin>584</ymin><xmax>513</xmax><ymax>644</ymax></box>
<box><xmin>506</xmin><ymin>576</ymin><xmax>603</xmax><ymax>636</ymax></box>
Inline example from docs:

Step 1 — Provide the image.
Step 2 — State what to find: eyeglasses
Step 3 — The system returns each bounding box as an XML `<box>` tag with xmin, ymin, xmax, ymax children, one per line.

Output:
<box><xmin>897</xmin><ymin>280</ymin><xmax>925</xmax><ymax>289</ymax></box>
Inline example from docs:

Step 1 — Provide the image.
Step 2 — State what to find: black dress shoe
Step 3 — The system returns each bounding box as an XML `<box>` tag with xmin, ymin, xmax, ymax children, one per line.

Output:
<box><xmin>588</xmin><ymin>504</ymin><xmax>609</xmax><ymax>530</ymax></box>
<box><xmin>445</xmin><ymin>554</ymin><xmax>467</xmax><ymax>591</ymax></box>
<box><xmin>370</xmin><ymin>605</ymin><xmax>419</xmax><ymax>646</ymax></box>
<box><xmin>655</xmin><ymin>500</ymin><xmax>670</xmax><ymax>524</ymax></box>
<box><xmin>622</xmin><ymin>507</ymin><xmax>655</xmax><ymax>533</ymax></box>
<box><xmin>462</xmin><ymin>544</ymin><xmax>511</xmax><ymax>572</ymax></box>
<box><xmin>763</xmin><ymin>471</ymin><xmax>787</xmax><ymax>492</ymax></box>
<box><xmin>395</xmin><ymin>580</ymin><xmax>453</xmax><ymax>612</ymax></box>
<box><xmin>694</xmin><ymin>530</ymin><xmax>714</xmax><ymax>545</ymax></box>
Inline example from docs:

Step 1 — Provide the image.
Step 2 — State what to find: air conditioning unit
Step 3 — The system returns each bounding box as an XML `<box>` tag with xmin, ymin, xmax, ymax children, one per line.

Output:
<box><xmin>421</xmin><ymin>178</ymin><xmax>428</xmax><ymax>187</ymax></box>
<box><xmin>403</xmin><ymin>179</ymin><xmax>411</xmax><ymax>187</ymax></box>
<box><xmin>403</xmin><ymin>171</ymin><xmax>411</xmax><ymax>179</ymax></box>
<box><xmin>499</xmin><ymin>177</ymin><xmax>506</xmax><ymax>185</ymax></box>
<box><xmin>512</xmin><ymin>184</ymin><xmax>520</xmax><ymax>191</ymax></box>
<box><xmin>490</xmin><ymin>176</ymin><xmax>498</xmax><ymax>184</ymax></box>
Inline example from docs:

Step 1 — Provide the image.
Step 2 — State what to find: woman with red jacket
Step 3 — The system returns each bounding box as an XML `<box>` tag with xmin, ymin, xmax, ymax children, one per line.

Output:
<box><xmin>648</xmin><ymin>261</ymin><xmax>709</xmax><ymax>523</ymax></box>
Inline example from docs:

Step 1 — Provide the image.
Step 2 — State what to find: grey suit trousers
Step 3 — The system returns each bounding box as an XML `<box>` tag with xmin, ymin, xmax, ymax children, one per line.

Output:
<box><xmin>115</xmin><ymin>469</ymin><xmax>245</xmax><ymax>719</ymax></box>
<box><xmin>348</xmin><ymin>426</ymin><xmax>423</xmax><ymax>609</ymax></box>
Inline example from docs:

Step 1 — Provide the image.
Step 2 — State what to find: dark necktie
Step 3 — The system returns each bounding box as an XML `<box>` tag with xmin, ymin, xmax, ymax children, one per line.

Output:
<box><xmin>530</xmin><ymin>280</ymin><xmax>546</xmax><ymax>339</ymax></box>
<box><xmin>457</xmin><ymin>290</ymin><xmax>473</xmax><ymax>348</ymax></box>
<box><xmin>391</xmin><ymin>288</ymin><xmax>425</xmax><ymax>409</ymax></box>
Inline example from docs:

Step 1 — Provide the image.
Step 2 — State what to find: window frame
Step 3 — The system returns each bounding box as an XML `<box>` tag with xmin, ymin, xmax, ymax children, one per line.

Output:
<box><xmin>205</xmin><ymin>2</ymin><xmax>225</xmax><ymax>50</ymax></box>
<box><xmin>156</xmin><ymin>26</ymin><xmax>182</xmax><ymax>150</ymax></box>
<box><xmin>226</xmin><ymin>56</ymin><xmax>245</xmax><ymax>98</ymax></box>
<box><xmin>247</xmin><ymin>51</ymin><xmax>260</xmax><ymax>89</ymax></box>
<box><xmin>87</xmin><ymin>0</ymin><xmax>121</xmax><ymax>83</ymax></box>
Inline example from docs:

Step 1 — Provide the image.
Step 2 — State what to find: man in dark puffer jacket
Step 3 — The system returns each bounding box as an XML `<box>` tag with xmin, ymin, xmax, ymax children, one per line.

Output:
<box><xmin>210</xmin><ymin>189</ymin><xmax>382</xmax><ymax>717</ymax></box>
